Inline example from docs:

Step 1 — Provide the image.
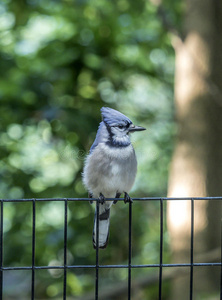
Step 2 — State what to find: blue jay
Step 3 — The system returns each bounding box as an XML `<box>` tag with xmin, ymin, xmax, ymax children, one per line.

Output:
<box><xmin>82</xmin><ymin>107</ymin><xmax>146</xmax><ymax>248</ymax></box>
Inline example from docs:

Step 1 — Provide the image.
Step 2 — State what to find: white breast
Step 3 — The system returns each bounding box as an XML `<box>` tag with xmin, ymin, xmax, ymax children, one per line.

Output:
<box><xmin>82</xmin><ymin>143</ymin><xmax>137</xmax><ymax>198</ymax></box>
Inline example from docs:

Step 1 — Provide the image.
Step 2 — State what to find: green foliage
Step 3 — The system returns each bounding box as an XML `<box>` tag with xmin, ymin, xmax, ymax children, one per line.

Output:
<box><xmin>0</xmin><ymin>0</ymin><xmax>182</xmax><ymax>298</ymax></box>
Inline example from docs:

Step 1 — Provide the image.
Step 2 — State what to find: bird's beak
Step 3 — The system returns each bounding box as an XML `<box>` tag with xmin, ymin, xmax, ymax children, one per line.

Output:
<box><xmin>128</xmin><ymin>124</ymin><xmax>146</xmax><ymax>132</ymax></box>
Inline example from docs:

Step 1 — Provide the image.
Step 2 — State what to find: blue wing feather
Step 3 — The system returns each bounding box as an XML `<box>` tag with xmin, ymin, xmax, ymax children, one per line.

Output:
<box><xmin>90</xmin><ymin>121</ymin><xmax>108</xmax><ymax>153</ymax></box>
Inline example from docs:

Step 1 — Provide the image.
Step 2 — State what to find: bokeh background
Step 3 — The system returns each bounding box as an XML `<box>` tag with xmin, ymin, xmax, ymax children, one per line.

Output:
<box><xmin>1</xmin><ymin>0</ymin><xmax>222</xmax><ymax>299</ymax></box>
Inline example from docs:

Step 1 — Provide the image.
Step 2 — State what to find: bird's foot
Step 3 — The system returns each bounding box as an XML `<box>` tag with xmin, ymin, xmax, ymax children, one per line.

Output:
<box><xmin>99</xmin><ymin>193</ymin><xmax>106</xmax><ymax>204</ymax></box>
<box><xmin>89</xmin><ymin>192</ymin><xmax>93</xmax><ymax>204</ymax></box>
<box><xmin>124</xmin><ymin>192</ymin><xmax>133</xmax><ymax>204</ymax></box>
<box><xmin>113</xmin><ymin>192</ymin><xmax>121</xmax><ymax>204</ymax></box>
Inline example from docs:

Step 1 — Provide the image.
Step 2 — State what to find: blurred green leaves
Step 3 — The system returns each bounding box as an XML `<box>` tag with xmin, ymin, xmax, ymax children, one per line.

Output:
<box><xmin>0</xmin><ymin>0</ymin><xmax>182</xmax><ymax>298</ymax></box>
<box><xmin>0</xmin><ymin>0</ymin><xmax>177</xmax><ymax>199</ymax></box>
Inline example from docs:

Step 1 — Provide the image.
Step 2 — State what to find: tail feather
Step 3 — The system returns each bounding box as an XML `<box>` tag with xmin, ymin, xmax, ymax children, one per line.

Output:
<box><xmin>93</xmin><ymin>207</ymin><xmax>110</xmax><ymax>249</ymax></box>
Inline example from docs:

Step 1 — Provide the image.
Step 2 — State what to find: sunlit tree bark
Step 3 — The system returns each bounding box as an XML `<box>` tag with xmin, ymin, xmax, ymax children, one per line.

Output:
<box><xmin>167</xmin><ymin>0</ymin><xmax>222</xmax><ymax>299</ymax></box>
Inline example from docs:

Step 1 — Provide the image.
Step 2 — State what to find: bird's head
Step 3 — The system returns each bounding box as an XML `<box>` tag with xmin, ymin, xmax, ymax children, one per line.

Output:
<box><xmin>101</xmin><ymin>107</ymin><xmax>146</xmax><ymax>147</ymax></box>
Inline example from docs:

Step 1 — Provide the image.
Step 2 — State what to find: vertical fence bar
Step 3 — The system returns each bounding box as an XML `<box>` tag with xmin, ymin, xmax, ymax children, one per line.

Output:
<box><xmin>95</xmin><ymin>200</ymin><xmax>99</xmax><ymax>300</ymax></box>
<box><xmin>128</xmin><ymin>201</ymin><xmax>132</xmax><ymax>300</ymax></box>
<box><xmin>31</xmin><ymin>199</ymin><xmax>36</xmax><ymax>300</ymax></box>
<box><xmin>190</xmin><ymin>198</ymin><xmax>194</xmax><ymax>300</ymax></box>
<box><xmin>220</xmin><ymin>203</ymin><xmax>222</xmax><ymax>300</ymax></box>
<box><xmin>63</xmin><ymin>199</ymin><xmax>68</xmax><ymax>300</ymax></box>
<box><xmin>158</xmin><ymin>198</ymin><xmax>163</xmax><ymax>300</ymax></box>
<box><xmin>0</xmin><ymin>200</ymin><xmax>3</xmax><ymax>300</ymax></box>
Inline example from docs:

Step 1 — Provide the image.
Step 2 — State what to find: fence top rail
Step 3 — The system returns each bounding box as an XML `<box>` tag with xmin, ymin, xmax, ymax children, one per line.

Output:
<box><xmin>1</xmin><ymin>196</ymin><xmax>222</xmax><ymax>202</ymax></box>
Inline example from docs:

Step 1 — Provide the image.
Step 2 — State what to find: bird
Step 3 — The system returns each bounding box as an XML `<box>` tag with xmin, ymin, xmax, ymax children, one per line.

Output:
<box><xmin>82</xmin><ymin>107</ymin><xmax>146</xmax><ymax>249</ymax></box>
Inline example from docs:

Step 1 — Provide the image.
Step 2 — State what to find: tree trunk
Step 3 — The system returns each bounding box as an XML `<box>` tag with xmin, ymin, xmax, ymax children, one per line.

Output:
<box><xmin>167</xmin><ymin>0</ymin><xmax>222</xmax><ymax>299</ymax></box>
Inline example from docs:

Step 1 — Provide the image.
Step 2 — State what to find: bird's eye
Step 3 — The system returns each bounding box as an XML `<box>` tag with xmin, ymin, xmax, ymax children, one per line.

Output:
<box><xmin>118</xmin><ymin>125</ymin><xmax>124</xmax><ymax>129</ymax></box>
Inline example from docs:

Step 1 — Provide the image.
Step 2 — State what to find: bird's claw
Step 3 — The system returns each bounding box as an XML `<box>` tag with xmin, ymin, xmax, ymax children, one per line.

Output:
<box><xmin>124</xmin><ymin>192</ymin><xmax>133</xmax><ymax>204</ymax></box>
<box><xmin>113</xmin><ymin>192</ymin><xmax>121</xmax><ymax>204</ymax></box>
<box><xmin>99</xmin><ymin>193</ymin><xmax>106</xmax><ymax>204</ymax></box>
<box><xmin>89</xmin><ymin>192</ymin><xmax>93</xmax><ymax>204</ymax></box>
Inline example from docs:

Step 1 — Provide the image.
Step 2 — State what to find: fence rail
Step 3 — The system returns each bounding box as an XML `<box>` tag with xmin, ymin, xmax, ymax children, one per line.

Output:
<box><xmin>0</xmin><ymin>197</ymin><xmax>222</xmax><ymax>300</ymax></box>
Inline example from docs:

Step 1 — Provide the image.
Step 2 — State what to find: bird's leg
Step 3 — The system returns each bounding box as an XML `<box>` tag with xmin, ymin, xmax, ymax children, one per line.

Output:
<box><xmin>124</xmin><ymin>192</ymin><xmax>133</xmax><ymax>204</ymax></box>
<box><xmin>99</xmin><ymin>193</ymin><xmax>106</xmax><ymax>205</ymax></box>
<box><xmin>89</xmin><ymin>192</ymin><xmax>93</xmax><ymax>204</ymax></box>
<box><xmin>113</xmin><ymin>192</ymin><xmax>121</xmax><ymax>204</ymax></box>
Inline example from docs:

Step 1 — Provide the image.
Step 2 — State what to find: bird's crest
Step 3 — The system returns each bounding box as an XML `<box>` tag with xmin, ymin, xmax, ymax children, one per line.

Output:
<box><xmin>101</xmin><ymin>107</ymin><xmax>132</xmax><ymax>127</ymax></box>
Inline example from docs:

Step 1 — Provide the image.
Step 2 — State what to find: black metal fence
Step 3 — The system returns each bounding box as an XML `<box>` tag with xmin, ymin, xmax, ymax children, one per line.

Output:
<box><xmin>0</xmin><ymin>197</ymin><xmax>222</xmax><ymax>300</ymax></box>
